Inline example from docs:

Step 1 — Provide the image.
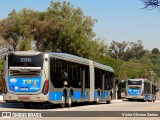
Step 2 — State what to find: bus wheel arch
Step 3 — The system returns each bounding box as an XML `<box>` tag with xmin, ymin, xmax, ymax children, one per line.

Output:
<box><xmin>106</xmin><ymin>93</ymin><xmax>112</xmax><ymax>104</ymax></box>
<box><xmin>95</xmin><ymin>90</ymin><xmax>100</xmax><ymax>104</ymax></box>
<box><xmin>110</xmin><ymin>91</ymin><xmax>112</xmax><ymax>100</ymax></box>
<box><xmin>67</xmin><ymin>89</ymin><xmax>73</xmax><ymax>107</ymax></box>
<box><xmin>60</xmin><ymin>89</ymin><xmax>67</xmax><ymax>108</ymax></box>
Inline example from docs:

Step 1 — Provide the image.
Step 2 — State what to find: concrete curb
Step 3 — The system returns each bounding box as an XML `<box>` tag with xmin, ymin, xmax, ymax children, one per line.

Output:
<box><xmin>0</xmin><ymin>95</ymin><xmax>4</xmax><ymax>103</ymax></box>
<box><xmin>111</xmin><ymin>99</ymin><xmax>123</xmax><ymax>102</ymax></box>
<box><xmin>0</xmin><ymin>95</ymin><xmax>3</xmax><ymax>100</ymax></box>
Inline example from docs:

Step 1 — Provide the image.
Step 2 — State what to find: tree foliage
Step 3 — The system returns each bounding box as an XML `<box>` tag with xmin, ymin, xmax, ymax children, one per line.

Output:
<box><xmin>118</xmin><ymin>61</ymin><xmax>151</xmax><ymax>80</ymax></box>
<box><xmin>29</xmin><ymin>1</ymin><xmax>97</xmax><ymax>58</ymax></box>
<box><xmin>0</xmin><ymin>1</ymin><xmax>98</xmax><ymax>58</ymax></box>
<box><xmin>151</xmin><ymin>48</ymin><xmax>160</xmax><ymax>54</ymax></box>
<box><xmin>109</xmin><ymin>40</ymin><xmax>146</xmax><ymax>61</ymax></box>
<box><xmin>0</xmin><ymin>9</ymin><xmax>32</xmax><ymax>50</ymax></box>
<box><xmin>124</xmin><ymin>40</ymin><xmax>146</xmax><ymax>60</ymax></box>
<box><xmin>109</xmin><ymin>40</ymin><xmax>128</xmax><ymax>60</ymax></box>
<box><xmin>141</xmin><ymin>0</ymin><xmax>160</xmax><ymax>9</ymax></box>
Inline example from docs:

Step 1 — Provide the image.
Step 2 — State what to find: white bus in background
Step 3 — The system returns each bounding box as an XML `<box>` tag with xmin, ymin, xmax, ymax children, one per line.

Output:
<box><xmin>125</xmin><ymin>78</ymin><xmax>156</xmax><ymax>102</ymax></box>
<box><xmin>2</xmin><ymin>51</ymin><xmax>114</xmax><ymax>108</ymax></box>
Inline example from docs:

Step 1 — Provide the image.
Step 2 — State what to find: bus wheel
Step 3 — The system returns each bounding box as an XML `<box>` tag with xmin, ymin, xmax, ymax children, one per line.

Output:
<box><xmin>106</xmin><ymin>95</ymin><xmax>111</xmax><ymax>104</ymax></box>
<box><xmin>95</xmin><ymin>94</ymin><xmax>100</xmax><ymax>104</ymax></box>
<box><xmin>23</xmin><ymin>102</ymin><xmax>31</xmax><ymax>108</ymax></box>
<box><xmin>60</xmin><ymin>93</ymin><xmax>66</xmax><ymax>108</ymax></box>
<box><xmin>67</xmin><ymin>93</ymin><xmax>73</xmax><ymax>107</ymax></box>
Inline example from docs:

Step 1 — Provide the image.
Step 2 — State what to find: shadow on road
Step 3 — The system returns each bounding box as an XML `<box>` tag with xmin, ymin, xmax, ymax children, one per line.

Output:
<box><xmin>0</xmin><ymin>101</ymin><xmax>108</xmax><ymax>110</ymax></box>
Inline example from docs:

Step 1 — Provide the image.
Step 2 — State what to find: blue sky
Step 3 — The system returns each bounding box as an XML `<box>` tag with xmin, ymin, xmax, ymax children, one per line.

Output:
<box><xmin>0</xmin><ymin>0</ymin><xmax>160</xmax><ymax>50</ymax></box>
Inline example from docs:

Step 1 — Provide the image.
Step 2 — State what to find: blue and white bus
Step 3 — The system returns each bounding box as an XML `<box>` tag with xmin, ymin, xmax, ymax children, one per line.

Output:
<box><xmin>125</xmin><ymin>78</ymin><xmax>156</xmax><ymax>102</ymax></box>
<box><xmin>2</xmin><ymin>51</ymin><xmax>114</xmax><ymax>107</ymax></box>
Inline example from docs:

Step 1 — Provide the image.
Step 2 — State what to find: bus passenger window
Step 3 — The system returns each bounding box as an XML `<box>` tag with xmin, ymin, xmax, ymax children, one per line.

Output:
<box><xmin>73</xmin><ymin>65</ymin><xmax>80</xmax><ymax>87</ymax></box>
<box><xmin>62</xmin><ymin>69</ymin><xmax>68</xmax><ymax>79</ymax></box>
<box><xmin>56</xmin><ymin>62</ymin><xmax>62</xmax><ymax>80</ymax></box>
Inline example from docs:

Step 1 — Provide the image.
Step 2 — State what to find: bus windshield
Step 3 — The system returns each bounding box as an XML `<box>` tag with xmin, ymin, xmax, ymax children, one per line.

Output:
<box><xmin>128</xmin><ymin>80</ymin><xmax>142</xmax><ymax>85</ymax></box>
<box><xmin>8</xmin><ymin>53</ymin><xmax>44</xmax><ymax>68</ymax></box>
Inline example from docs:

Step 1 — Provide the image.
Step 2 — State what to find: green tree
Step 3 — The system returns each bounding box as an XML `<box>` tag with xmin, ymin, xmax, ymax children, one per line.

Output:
<box><xmin>109</xmin><ymin>40</ymin><xmax>146</xmax><ymax>61</ymax></box>
<box><xmin>141</xmin><ymin>0</ymin><xmax>160</xmax><ymax>9</ymax></box>
<box><xmin>0</xmin><ymin>9</ymin><xmax>33</xmax><ymax>51</ymax></box>
<box><xmin>118</xmin><ymin>60</ymin><xmax>151</xmax><ymax>80</ymax></box>
<box><xmin>124</xmin><ymin>40</ymin><xmax>146</xmax><ymax>60</ymax></box>
<box><xmin>89</xmin><ymin>38</ymin><xmax>109</xmax><ymax>59</ymax></box>
<box><xmin>151</xmin><ymin>48</ymin><xmax>160</xmax><ymax>54</ymax></box>
<box><xmin>30</xmin><ymin>1</ymin><xmax>97</xmax><ymax>58</ymax></box>
<box><xmin>0</xmin><ymin>1</ymin><xmax>100</xmax><ymax>58</ymax></box>
<box><xmin>109</xmin><ymin>40</ymin><xmax>128</xmax><ymax>60</ymax></box>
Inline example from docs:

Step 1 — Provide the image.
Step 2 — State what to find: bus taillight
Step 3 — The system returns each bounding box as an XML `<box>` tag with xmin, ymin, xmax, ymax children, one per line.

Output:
<box><xmin>141</xmin><ymin>91</ymin><xmax>144</xmax><ymax>96</ymax></box>
<box><xmin>42</xmin><ymin>79</ymin><xmax>49</xmax><ymax>95</ymax></box>
<box><xmin>125</xmin><ymin>90</ymin><xmax>127</xmax><ymax>96</ymax></box>
<box><xmin>2</xmin><ymin>79</ymin><xmax>7</xmax><ymax>94</ymax></box>
<box><xmin>2</xmin><ymin>79</ymin><xmax>4</xmax><ymax>92</ymax></box>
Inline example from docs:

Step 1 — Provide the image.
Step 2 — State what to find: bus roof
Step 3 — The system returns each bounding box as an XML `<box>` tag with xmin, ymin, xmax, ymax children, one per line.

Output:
<box><xmin>8</xmin><ymin>51</ymin><xmax>42</xmax><ymax>56</ymax></box>
<box><xmin>94</xmin><ymin>61</ymin><xmax>114</xmax><ymax>73</ymax></box>
<box><xmin>49</xmin><ymin>52</ymin><xmax>89</xmax><ymax>65</ymax></box>
<box><xmin>49</xmin><ymin>52</ymin><xmax>114</xmax><ymax>73</ymax></box>
<box><xmin>6</xmin><ymin>51</ymin><xmax>114</xmax><ymax>73</ymax></box>
<box><xmin>127</xmin><ymin>78</ymin><xmax>151</xmax><ymax>83</ymax></box>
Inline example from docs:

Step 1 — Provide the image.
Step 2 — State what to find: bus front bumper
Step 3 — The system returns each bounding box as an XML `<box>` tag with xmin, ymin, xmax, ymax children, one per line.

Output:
<box><xmin>3</xmin><ymin>93</ymin><xmax>49</xmax><ymax>103</ymax></box>
<box><xmin>126</xmin><ymin>95</ymin><xmax>144</xmax><ymax>99</ymax></box>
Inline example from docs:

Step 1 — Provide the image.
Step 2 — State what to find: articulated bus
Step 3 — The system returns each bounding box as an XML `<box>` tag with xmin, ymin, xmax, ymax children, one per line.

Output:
<box><xmin>125</xmin><ymin>78</ymin><xmax>156</xmax><ymax>102</ymax></box>
<box><xmin>2</xmin><ymin>51</ymin><xmax>114</xmax><ymax>107</ymax></box>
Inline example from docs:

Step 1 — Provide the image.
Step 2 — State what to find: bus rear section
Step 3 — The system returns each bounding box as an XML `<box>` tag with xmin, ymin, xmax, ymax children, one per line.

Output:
<box><xmin>3</xmin><ymin>51</ymin><xmax>49</xmax><ymax>103</ymax></box>
<box><xmin>126</xmin><ymin>79</ymin><xmax>144</xmax><ymax>100</ymax></box>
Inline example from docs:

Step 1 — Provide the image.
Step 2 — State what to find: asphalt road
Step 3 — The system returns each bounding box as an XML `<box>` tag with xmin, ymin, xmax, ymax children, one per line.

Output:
<box><xmin>0</xmin><ymin>100</ymin><xmax>160</xmax><ymax>120</ymax></box>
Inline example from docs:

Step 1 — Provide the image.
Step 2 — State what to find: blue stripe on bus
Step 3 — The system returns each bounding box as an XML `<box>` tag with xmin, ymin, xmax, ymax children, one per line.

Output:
<box><xmin>50</xmin><ymin>92</ymin><xmax>63</xmax><ymax>101</ymax></box>
<box><xmin>84</xmin><ymin>91</ymin><xmax>88</xmax><ymax>99</ymax></box>
<box><xmin>100</xmin><ymin>92</ymin><xmax>102</xmax><ymax>99</ymax></box>
<box><xmin>128</xmin><ymin>89</ymin><xmax>141</xmax><ymax>96</ymax></box>
<box><xmin>144</xmin><ymin>95</ymin><xmax>148</xmax><ymax>100</ymax></box>
<box><xmin>50</xmin><ymin>91</ymin><xmax>110</xmax><ymax>101</ymax></box>
<box><xmin>104</xmin><ymin>92</ymin><xmax>109</xmax><ymax>99</ymax></box>
<box><xmin>94</xmin><ymin>91</ymin><xmax>98</xmax><ymax>98</ymax></box>
<box><xmin>94</xmin><ymin>91</ymin><xmax>109</xmax><ymax>99</ymax></box>
<box><xmin>144</xmin><ymin>94</ymin><xmax>151</xmax><ymax>100</ymax></box>
<box><xmin>73</xmin><ymin>91</ymin><xmax>81</xmax><ymax>100</ymax></box>
<box><xmin>94</xmin><ymin>91</ymin><xmax>103</xmax><ymax>98</ymax></box>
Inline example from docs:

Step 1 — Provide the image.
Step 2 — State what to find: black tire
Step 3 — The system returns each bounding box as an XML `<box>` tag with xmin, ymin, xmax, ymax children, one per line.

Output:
<box><xmin>106</xmin><ymin>100</ymin><xmax>111</xmax><ymax>104</ymax></box>
<box><xmin>95</xmin><ymin>93</ymin><xmax>100</xmax><ymax>104</ymax></box>
<box><xmin>128</xmin><ymin>99</ymin><xmax>134</xmax><ymax>101</ymax></box>
<box><xmin>60</xmin><ymin>93</ymin><xmax>66</xmax><ymax>108</ymax></box>
<box><xmin>67</xmin><ymin>93</ymin><xmax>73</xmax><ymax>107</ymax></box>
<box><xmin>23</xmin><ymin>102</ymin><xmax>31</xmax><ymax>108</ymax></box>
<box><xmin>106</xmin><ymin>95</ymin><xmax>111</xmax><ymax>104</ymax></box>
<box><xmin>142</xmin><ymin>99</ymin><xmax>147</xmax><ymax>102</ymax></box>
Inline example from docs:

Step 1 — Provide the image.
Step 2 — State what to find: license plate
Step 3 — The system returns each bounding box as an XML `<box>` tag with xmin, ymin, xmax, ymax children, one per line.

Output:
<box><xmin>132</xmin><ymin>97</ymin><xmax>137</xmax><ymax>98</ymax></box>
<box><xmin>18</xmin><ymin>96</ymin><xmax>30</xmax><ymax>100</ymax></box>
